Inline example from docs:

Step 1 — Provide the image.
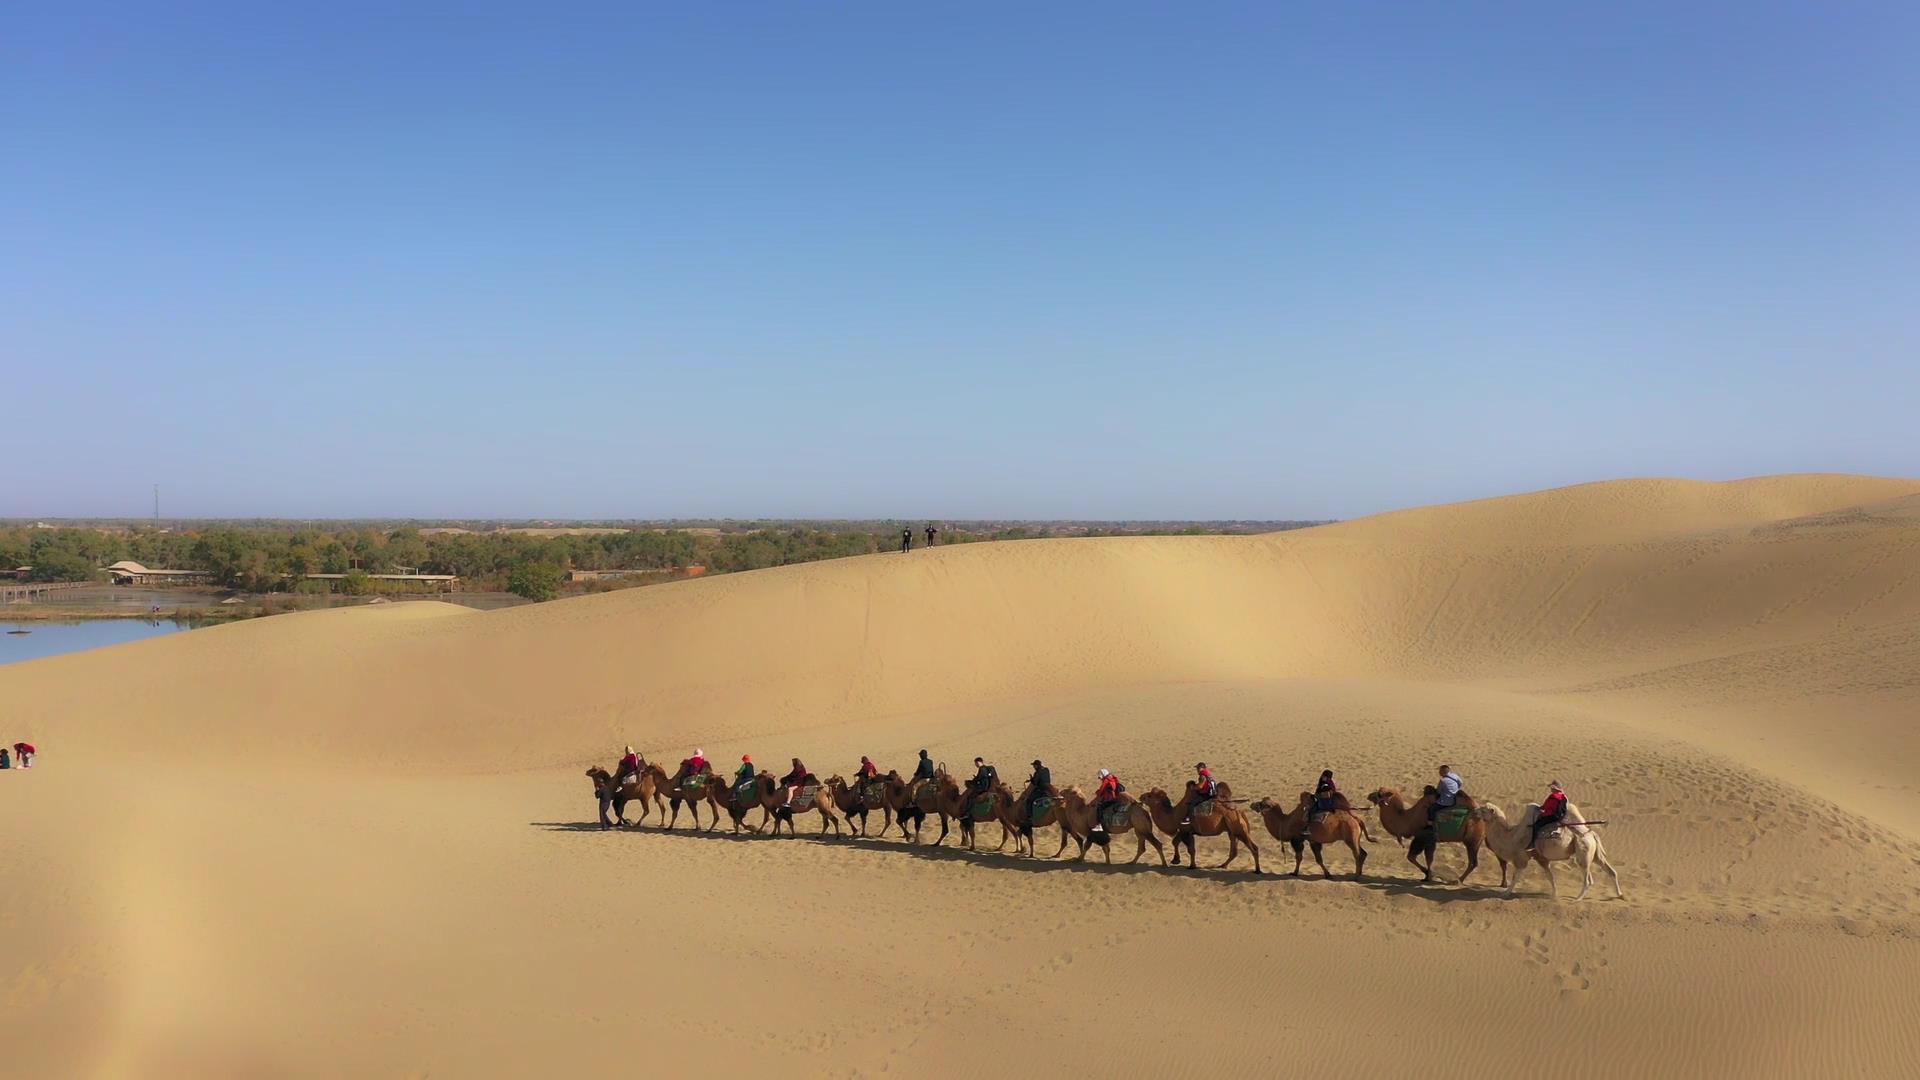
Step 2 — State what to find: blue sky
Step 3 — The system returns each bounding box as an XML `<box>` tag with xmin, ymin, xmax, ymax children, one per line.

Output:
<box><xmin>5</xmin><ymin>3</ymin><xmax>1916</xmax><ymax>520</ymax></box>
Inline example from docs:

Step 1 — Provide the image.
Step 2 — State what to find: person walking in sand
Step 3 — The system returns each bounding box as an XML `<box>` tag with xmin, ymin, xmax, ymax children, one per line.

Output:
<box><xmin>900</xmin><ymin>528</ymin><xmax>913</xmax><ymax>553</ymax></box>
<box><xmin>0</xmin><ymin>746</ymin><xmax>10</xmax><ymax>769</ymax></box>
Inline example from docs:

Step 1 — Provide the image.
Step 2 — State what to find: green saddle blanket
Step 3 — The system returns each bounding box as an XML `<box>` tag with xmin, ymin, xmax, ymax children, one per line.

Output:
<box><xmin>1191</xmin><ymin>799</ymin><xmax>1216</xmax><ymax>819</ymax></box>
<box><xmin>1433</xmin><ymin>806</ymin><xmax>1470</xmax><ymax>842</ymax></box>
<box><xmin>731</xmin><ymin>779</ymin><xmax>758</xmax><ymax>803</ymax></box>
<box><xmin>1101</xmin><ymin>804</ymin><xmax>1132</xmax><ymax>831</ymax></box>
<box><xmin>970</xmin><ymin>792</ymin><xmax>999</xmax><ymax>819</ymax></box>
<box><xmin>1027</xmin><ymin>795</ymin><xmax>1055</xmax><ymax>822</ymax></box>
<box><xmin>910</xmin><ymin>780</ymin><xmax>939</xmax><ymax>809</ymax></box>
<box><xmin>677</xmin><ymin>773</ymin><xmax>710</xmax><ymax>795</ymax></box>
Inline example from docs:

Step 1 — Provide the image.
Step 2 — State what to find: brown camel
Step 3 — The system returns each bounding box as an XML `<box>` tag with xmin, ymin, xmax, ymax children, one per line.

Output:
<box><xmin>585</xmin><ymin>766</ymin><xmax>653</xmax><ymax>829</ymax></box>
<box><xmin>711</xmin><ymin>771</ymin><xmax>768</xmax><ymax>834</ymax></box>
<box><xmin>1250</xmin><ymin>793</ymin><xmax>1368</xmax><ymax>878</ymax></box>
<box><xmin>1010</xmin><ymin>785</ymin><xmax>1074</xmax><ymax>859</ymax></box>
<box><xmin>637</xmin><ymin>761</ymin><xmax>716</xmax><ymax>830</ymax></box>
<box><xmin>752</xmin><ymin>771</ymin><xmax>843</xmax><ymax>838</ymax></box>
<box><xmin>1138</xmin><ymin>784</ymin><xmax>1262</xmax><ymax>873</ymax></box>
<box><xmin>1366</xmin><ymin>786</ymin><xmax>1505</xmax><ymax>886</ymax></box>
<box><xmin>883</xmin><ymin>770</ymin><xmax>955</xmax><ymax>844</ymax></box>
<box><xmin>956</xmin><ymin>779</ymin><xmax>1020</xmax><ymax>852</ymax></box>
<box><xmin>828</xmin><ymin>771</ymin><xmax>894</xmax><ymax>838</ymax></box>
<box><xmin>1058</xmin><ymin>787</ymin><xmax>1166</xmax><ymax>866</ymax></box>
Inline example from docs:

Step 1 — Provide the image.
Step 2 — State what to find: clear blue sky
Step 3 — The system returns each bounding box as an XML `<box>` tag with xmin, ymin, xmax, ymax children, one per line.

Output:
<box><xmin>6</xmin><ymin>3</ymin><xmax>1916</xmax><ymax>520</ymax></box>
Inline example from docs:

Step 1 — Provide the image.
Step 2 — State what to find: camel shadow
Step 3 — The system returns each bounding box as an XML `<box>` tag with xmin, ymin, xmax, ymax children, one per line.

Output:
<box><xmin>528</xmin><ymin>818</ymin><xmax>1529</xmax><ymax>900</ymax></box>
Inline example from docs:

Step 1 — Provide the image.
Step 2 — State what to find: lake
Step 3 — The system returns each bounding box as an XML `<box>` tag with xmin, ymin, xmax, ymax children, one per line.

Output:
<box><xmin>0</xmin><ymin>619</ymin><xmax>193</xmax><ymax>666</ymax></box>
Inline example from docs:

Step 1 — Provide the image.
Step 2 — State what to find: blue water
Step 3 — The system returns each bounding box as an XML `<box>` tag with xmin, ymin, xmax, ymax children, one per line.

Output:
<box><xmin>0</xmin><ymin>620</ymin><xmax>193</xmax><ymax>665</ymax></box>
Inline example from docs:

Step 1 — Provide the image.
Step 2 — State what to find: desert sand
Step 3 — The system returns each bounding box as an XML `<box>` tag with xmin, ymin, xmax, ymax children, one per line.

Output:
<box><xmin>5</xmin><ymin>474</ymin><xmax>1920</xmax><ymax>1078</ymax></box>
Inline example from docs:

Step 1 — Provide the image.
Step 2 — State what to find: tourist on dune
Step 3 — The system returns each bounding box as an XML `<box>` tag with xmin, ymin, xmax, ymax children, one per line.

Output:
<box><xmin>1020</xmin><ymin>759</ymin><xmax>1052</xmax><ymax>821</ymax></box>
<box><xmin>1311</xmin><ymin>770</ymin><xmax>1345</xmax><ymax>817</ymax></box>
<box><xmin>924</xmin><ymin>524</ymin><xmax>937</xmax><ymax>546</ymax></box>
<box><xmin>855</xmin><ymin>755</ymin><xmax>879</xmax><ymax>784</ymax></box>
<box><xmin>780</xmin><ymin>758</ymin><xmax>811</xmax><ymax>805</ymax></box>
<box><xmin>0</xmin><ymin>746</ymin><xmax>10</xmax><ymax>769</ymax></box>
<box><xmin>965</xmin><ymin>757</ymin><xmax>997</xmax><ymax>799</ymax></box>
<box><xmin>1431</xmin><ymin>764</ymin><xmax>1464</xmax><ymax>824</ymax></box>
<box><xmin>672</xmin><ymin>748</ymin><xmax>708</xmax><ymax>784</ymax></box>
<box><xmin>13</xmin><ymin>741</ymin><xmax>34</xmax><ymax>768</ymax></box>
<box><xmin>912</xmin><ymin>749</ymin><xmax>936</xmax><ymax>782</ymax></box>
<box><xmin>614</xmin><ymin>745</ymin><xmax>642</xmax><ymax>786</ymax></box>
<box><xmin>734</xmin><ymin>754</ymin><xmax>756</xmax><ymax>783</ymax></box>
<box><xmin>900</xmin><ymin>528</ymin><xmax>913</xmax><ymax>552</ymax></box>
<box><xmin>1194</xmin><ymin>762</ymin><xmax>1216</xmax><ymax>800</ymax></box>
<box><xmin>1531</xmin><ymin>781</ymin><xmax>1569</xmax><ymax>851</ymax></box>
<box><xmin>1091</xmin><ymin>768</ymin><xmax>1125</xmax><ymax>832</ymax></box>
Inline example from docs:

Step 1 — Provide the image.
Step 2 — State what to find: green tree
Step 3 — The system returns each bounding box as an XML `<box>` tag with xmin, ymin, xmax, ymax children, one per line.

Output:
<box><xmin>507</xmin><ymin>562</ymin><xmax>564</xmax><ymax>602</ymax></box>
<box><xmin>26</xmin><ymin>549</ymin><xmax>98</xmax><ymax>582</ymax></box>
<box><xmin>341</xmin><ymin>569</ymin><xmax>375</xmax><ymax>596</ymax></box>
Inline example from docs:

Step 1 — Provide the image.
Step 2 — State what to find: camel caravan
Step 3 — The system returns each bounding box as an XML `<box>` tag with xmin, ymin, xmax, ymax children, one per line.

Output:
<box><xmin>586</xmin><ymin>751</ymin><xmax>1622</xmax><ymax>901</ymax></box>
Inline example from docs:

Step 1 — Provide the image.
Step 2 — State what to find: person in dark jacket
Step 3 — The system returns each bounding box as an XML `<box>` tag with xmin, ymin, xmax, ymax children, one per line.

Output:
<box><xmin>1311</xmin><ymin>769</ymin><xmax>1340</xmax><ymax>816</ymax></box>
<box><xmin>1022</xmin><ymin>759</ymin><xmax>1052</xmax><ymax>822</ymax></box>
<box><xmin>780</xmin><ymin>758</ymin><xmax>811</xmax><ymax>805</ymax></box>
<box><xmin>966</xmin><ymin>757</ymin><xmax>997</xmax><ymax>794</ymax></box>
<box><xmin>912</xmin><ymin>749</ymin><xmax>936</xmax><ymax>782</ymax></box>
<box><xmin>924</xmin><ymin>525</ymin><xmax>937</xmax><ymax>547</ymax></box>
<box><xmin>901</xmin><ymin>528</ymin><xmax>913</xmax><ymax>552</ymax></box>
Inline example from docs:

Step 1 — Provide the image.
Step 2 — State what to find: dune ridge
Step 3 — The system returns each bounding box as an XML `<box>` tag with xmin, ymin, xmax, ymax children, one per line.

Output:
<box><xmin>5</xmin><ymin>472</ymin><xmax>1920</xmax><ymax>1078</ymax></box>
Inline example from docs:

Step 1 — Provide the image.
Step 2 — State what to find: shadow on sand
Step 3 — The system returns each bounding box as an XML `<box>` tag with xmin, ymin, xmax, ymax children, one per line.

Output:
<box><xmin>527</xmin><ymin>815</ymin><xmax>1556</xmax><ymax>899</ymax></box>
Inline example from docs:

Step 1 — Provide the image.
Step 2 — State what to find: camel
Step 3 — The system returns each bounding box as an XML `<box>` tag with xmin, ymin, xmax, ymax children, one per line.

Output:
<box><xmin>955</xmin><ymin>780</ymin><xmax>1020</xmax><ymax>852</ymax></box>
<box><xmin>1058</xmin><ymin>787</ymin><xmax>1166</xmax><ymax>866</ymax></box>
<box><xmin>637</xmin><ymin>761</ymin><xmax>715</xmax><ymax>830</ymax></box>
<box><xmin>710</xmin><ymin>771</ymin><xmax>768</xmax><ymax>834</ymax></box>
<box><xmin>752</xmin><ymin>771</ymin><xmax>843</xmax><ymax>839</ymax></box>
<box><xmin>1138</xmin><ymin>783</ymin><xmax>1262</xmax><ymax>873</ymax></box>
<box><xmin>1366</xmin><ymin>786</ymin><xmax>1505</xmax><ymax>885</ymax></box>
<box><xmin>1250</xmin><ymin>793</ymin><xmax>1368</xmax><ymax>878</ymax></box>
<box><xmin>1009</xmin><ymin>785</ymin><xmax>1074</xmax><ymax>859</ymax></box>
<box><xmin>828</xmin><ymin>771</ymin><xmax>894</xmax><ymax>838</ymax></box>
<box><xmin>883</xmin><ymin>770</ymin><xmax>956</xmax><ymax>845</ymax></box>
<box><xmin>585</xmin><ymin>766</ymin><xmax>654</xmax><ymax>829</ymax></box>
<box><xmin>1469</xmin><ymin>802</ymin><xmax>1622</xmax><ymax>901</ymax></box>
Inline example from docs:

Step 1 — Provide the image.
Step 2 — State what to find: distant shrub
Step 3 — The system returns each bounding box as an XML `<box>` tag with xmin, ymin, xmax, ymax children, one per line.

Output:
<box><xmin>507</xmin><ymin>562</ymin><xmax>564</xmax><ymax>602</ymax></box>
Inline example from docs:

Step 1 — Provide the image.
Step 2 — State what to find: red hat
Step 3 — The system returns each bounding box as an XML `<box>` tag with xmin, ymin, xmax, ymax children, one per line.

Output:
<box><xmin>742</xmin><ymin>754</ymin><xmax>752</xmax><ymax>762</ymax></box>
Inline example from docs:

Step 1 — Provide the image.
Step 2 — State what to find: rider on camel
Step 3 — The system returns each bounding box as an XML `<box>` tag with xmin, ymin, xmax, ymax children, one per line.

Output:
<box><xmin>672</xmin><ymin>748</ymin><xmax>709</xmax><ymax>785</ymax></box>
<box><xmin>734</xmin><ymin>754</ymin><xmax>756</xmax><ymax>783</ymax></box>
<box><xmin>614</xmin><ymin>745</ymin><xmax>642</xmax><ymax>786</ymax></box>
<box><xmin>1092</xmin><ymin>768</ymin><xmax>1125</xmax><ymax>831</ymax></box>
<box><xmin>1430</xmin><ymin>764</ymin><xmax>1464</xmax><ymax>824</ymax></box>
<box><xmin>963</xmin><ymin>757</ymin><xmax>998</xmax><ymax>818</ymax></box>
<box><xmin>780</xmin><ymin>758</ymin><xmax>812</xmax><ymax>805</ymax></box>
<box><xmin>1530</xmin><ymin>781</ymin><xmax>1569</xmax><ymax>851</ymax></box>
<box><xmin>912</xmin><ymin>749</ymin><xmax>936</xmax><ymax>782</ymax></box>
<box><xmin>1021</xmin><ymin>759</ymin><xmax>1052</xmax><ymax>823</ymax></box>
<box><xmin>1311</xmin><ymin>769</ymin><xmax>1341</xmax><ymax>817</ymax></box>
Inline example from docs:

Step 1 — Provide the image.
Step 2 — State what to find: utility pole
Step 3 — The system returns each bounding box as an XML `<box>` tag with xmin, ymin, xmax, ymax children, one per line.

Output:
<box><xmin>153</xmin><ymin>484</ymin><xmax>160</xmax><ymax>525</ymax></box>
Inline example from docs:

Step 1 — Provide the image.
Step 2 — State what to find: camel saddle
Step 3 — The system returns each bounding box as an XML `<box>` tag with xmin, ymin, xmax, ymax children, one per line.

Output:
<box><xmin>791</xmin><ymin>784</ymin><xmax>822</xmax><ymax>811</ymax></box>
<box><xmin>732</xmin><ymin>778</ymin><xmax>758</xmax><ymax>803</ymax></box>
<box><xmin>859</xmin><ymin>780</ymin><xmax>887</xmax><ymax>807</ymax></box>
<box><xmin>677</xmin><ymin>773</ymin><xmax>710</xmax><ymax>795</ymax></box>
<box><xmin>1026</xmin><ymin>794</ymin><xmax>1056</xmax><ymax>822</ymax></box>
<box><xmin>910</xmin><ymin>779</ymin><xmax>939</xmax><ymax>810</ymax></box>
<box><xmin>1101</xmin><ymin>804</ymin><xmax>1132</xmax><ymax>832</ymax></box>
<box><xmin>1191</xmin><ymin>799</ymin><xmax>1217</xmax><ymax>819</ymax></box>
<box><xmin>1432</xmin><ymin>806</ymin><xmax>1471</xmax><ymax>842</ymax></box>
<box><xmin>970</xmin><ymin>791</ymin><xmax>999</xmax><ymax>820</ymax></box>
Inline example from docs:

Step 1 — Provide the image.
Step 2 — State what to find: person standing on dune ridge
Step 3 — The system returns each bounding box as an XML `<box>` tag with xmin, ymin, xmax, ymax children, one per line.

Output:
<box><xmin>901</xmin><ymin>527</ymin><xmax>913</xmax><ymax>553</ymax></box>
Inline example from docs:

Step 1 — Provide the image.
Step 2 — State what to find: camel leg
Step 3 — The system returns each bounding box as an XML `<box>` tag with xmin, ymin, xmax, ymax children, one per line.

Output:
<box><xmin>1310</xmin><ymin>841</ymin><xmax>1331</xmax><ymax>877</ymax></box>
<box><xmin>1505</xmin><ymin>857</ymin><xmax>1526</xmax><ymax>897</ymax></box>
<box><xmin>1143</xmin><ymin>833</ymin><xmax>1167</xmax><ymax>867</ymax></box>
<box><xmin>1052</xmin><ymin>824</ymin><xmax>1071</xmax><ymax>859</ymax></box>
<box><xmin>1404</xmin><ymin>837</ymin><xmax>1427</xmax><ymax>879</ymax></box>
<box><xmin>1458</xmin><ymin>839</ymin><xmax>1479</xmax><ymax>885</ymax></box>
<box><xmin>1289</xmin><ymin>838</ymin><xmax>1305</xmax><ymax>876</ymax></box>
<box><xmin>1540</xmin><ymin>856</ymin><xmax>1558</xmax><ymax>900</ymax></box>
<box><xmin>1218</xmin><ymin>830</ymin><xmax>1244</xmax><ymax>870</ymax></box>
<box><xmin>1349</xmin><ymin>837</ymin><xmax>1368</xmax><ymax>879</ymax></box>
<box><xmin>1247</xmin><ymin>830</ymin><xmax>1262</xmax><ymax>874</ymax></box>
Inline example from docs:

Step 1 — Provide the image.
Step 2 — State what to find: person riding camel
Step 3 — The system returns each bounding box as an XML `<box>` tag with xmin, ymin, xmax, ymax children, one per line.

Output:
<box><xmin>613</xmin><ymin>745</ymin><xmax>642</xmax><ymax>786</ymax></box>
<box><xmin>780</xmin><ymin>758</ymin><xmax>811</xmax><ymax>806</ymax></box>
<box><xmin>1311</xmin><ymin>769</ymin><xmax>1341</xmax><ymax>817</ymax></box>
<box><xmin>856</xmin><ymin>755</ymin><xmax>879</xmax><ymax>783</ymax></box>
<box><xmin>672</xmin><ymin>748</ymin><xmax>709</xmax><ymax>785</ymax></box>
<box><xmin>963</xmin><ymin>757</ymin><xmax>998</xmax><ymax>819</ymax></box>
<box><xmin>1431</xmin><ymin>764</ymin><xmax>1464</xmax><ymax>824</ymax></box>
<box><xmin>912</xmin><ymin>749</ymin><xmax>936</xmax><ymax>782</ymax></box>
<box><xmin>1092</xmin><ymin>768</ymin><xmax>1125</xmax><ymax>832</ymax></box>
<box><xmin>1021</xmin><ymin>759</ymin><xmax>1052</xmax><ymax>823</ymax></box>
<box><xmin>734</xmin><ymin>754</ymin><xmax>756</xmax><ymax>783</ymax></box>
<box><xmin>1531</xmin><ymin>781</ymin><xmax>1569</xmax><ymax>851</ymax></box>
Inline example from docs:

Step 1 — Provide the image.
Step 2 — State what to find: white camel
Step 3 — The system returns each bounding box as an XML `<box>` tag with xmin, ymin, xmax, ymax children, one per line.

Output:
<box><xmin>1468</xmin><ymin>801</ymin><xmax>1622</xmax><ymax>901</ymax></box>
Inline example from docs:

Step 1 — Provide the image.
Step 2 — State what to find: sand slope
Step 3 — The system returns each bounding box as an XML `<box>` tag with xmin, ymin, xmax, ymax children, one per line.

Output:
<box><xmin>5</xmin><ymin>474</ymin><xmax>1920</xmax><ymax>1078</ymax></box>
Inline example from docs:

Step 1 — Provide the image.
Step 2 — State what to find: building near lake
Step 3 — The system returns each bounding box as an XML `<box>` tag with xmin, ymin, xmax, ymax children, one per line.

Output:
<box><xmin>104</xmin><ymin>560</ymin><xmax>214</xmax><ymax>585</ymax></box>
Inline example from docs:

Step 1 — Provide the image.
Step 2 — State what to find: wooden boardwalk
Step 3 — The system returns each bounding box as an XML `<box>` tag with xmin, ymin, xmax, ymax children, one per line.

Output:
<box><xmin>1</xmin><ymin>580</ymin><xmax>91</xmax><ymax>604</ymax></box>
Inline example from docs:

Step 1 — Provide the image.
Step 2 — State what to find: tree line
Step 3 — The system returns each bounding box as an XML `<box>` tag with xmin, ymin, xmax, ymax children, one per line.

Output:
<box><xmin>2</xmin><ymin>520</ymin><xmax>1323</xmax><ymax>601</ymax></box>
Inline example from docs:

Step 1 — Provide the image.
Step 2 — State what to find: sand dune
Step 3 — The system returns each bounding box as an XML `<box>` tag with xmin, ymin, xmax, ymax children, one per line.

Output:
<box><xmin>6</xmin><ymin>474</ymin><xmax>1920</xmax><ymax>1077</ymax></box>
